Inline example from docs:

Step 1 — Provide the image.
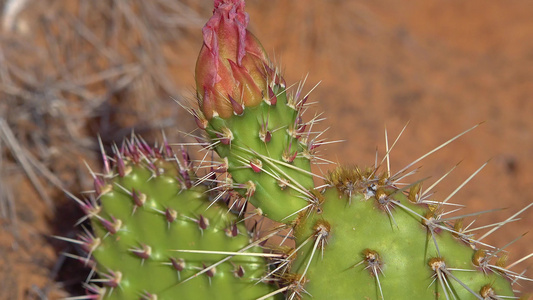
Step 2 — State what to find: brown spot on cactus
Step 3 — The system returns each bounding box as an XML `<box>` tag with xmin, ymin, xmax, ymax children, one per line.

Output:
<box><xmin>428</xmin><ymin>257</ymin><xmax>447</xmax><ymax>272</ymax></box>
<box><xmin>408</xmin><ymin>182</ymin><xmax>422</xmax><ymax>203</ymax></box>
<box><xmin>326</xmin><ymin>165</ymin><xmax>386</xmax><ymax>202</ymax></box>
<box><xmin>473</xmin><ymin>249</ymin><xmax>487</xmax><ymax>269</ymax></box>
<box><xmin>480</xmin><ymin>284</ymin><xmax>497</xmax><ymax>299</ymax></box>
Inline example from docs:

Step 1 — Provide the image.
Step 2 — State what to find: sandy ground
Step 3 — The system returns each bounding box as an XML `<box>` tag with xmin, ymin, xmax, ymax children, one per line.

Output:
<box><xmin>0</xmin><ymin>0</ymin><xmax>531</xmax><ymax>298</ymax></box>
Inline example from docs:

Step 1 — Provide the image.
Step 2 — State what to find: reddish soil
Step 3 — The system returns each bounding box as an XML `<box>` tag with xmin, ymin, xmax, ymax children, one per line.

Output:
<box><xmin>0</xmin><ymin>0</ymin><xmax>532</xmax><ymax>298</ymax></box>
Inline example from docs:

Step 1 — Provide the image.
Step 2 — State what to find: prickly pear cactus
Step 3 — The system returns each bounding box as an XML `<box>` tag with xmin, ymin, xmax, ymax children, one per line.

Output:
<box><xmin>67</xmin><ymin>136</ymin><xmax>277</xmax><ymax>299</ymax></box>
<box><xmin>195</xmin><ymin>0</ymin><xmax>314</xmax><ymax>223</ymax></box>
<box><xmin>194</xmin><ymin>1</ymin><xmax>531</xmax><ymax>299</ymax></box>
<box><xmin>285</xmin><ymin>168</ymin><xmax>516</xmax><ymax>299</ymax></box>
<box><xmin>65</xmin><ymin>0</ymin><xmax>531</xmax><ymax>299</ymax></box>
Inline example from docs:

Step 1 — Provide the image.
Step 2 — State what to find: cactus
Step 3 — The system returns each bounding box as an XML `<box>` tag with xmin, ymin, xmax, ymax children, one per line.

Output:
<box><xmin>286</xmin><ymin>171</ymin><xmax>517</xmax><ymax>299</ymax></box>
<box><xmin>193</xmin><ymin>0</ymin><xmax>531</xmax><ymax>299</ymax></box>
<box><xmin>195</xmin><ymin>0</ymin><xmax>314</xmax><ymax>223</ymax></box>
<box><xmin>64</xmin><ymin>136</ymin><xmax>278</xmax><ymax>299</ymax></box>
<box><xmin>66</xmin><ymin>0</ymin><xmax>532</xmax><ymax>299</ymax></box>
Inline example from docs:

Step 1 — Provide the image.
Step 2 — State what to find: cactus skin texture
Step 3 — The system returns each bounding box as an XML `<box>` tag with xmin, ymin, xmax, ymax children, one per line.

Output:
<box><xmin>75</xmin><ymin>137</ymin><xmax>277</xmax><ymax>299</ymax></box>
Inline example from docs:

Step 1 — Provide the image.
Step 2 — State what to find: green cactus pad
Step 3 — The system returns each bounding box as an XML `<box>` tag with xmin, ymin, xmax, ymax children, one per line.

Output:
<box><xmin>80</xmin><ymin>139</ymin><xmax>277</xmax><ymax>300</ymax></box>
<box><xmin>287</xmin><ymin>166</ymin><xmax>515</xmax><ymax>299</ymax></box>
<box><xmin>205</xmin><ymin>84</ymin><xmax>314</xmax><ymax>223</ymax></box>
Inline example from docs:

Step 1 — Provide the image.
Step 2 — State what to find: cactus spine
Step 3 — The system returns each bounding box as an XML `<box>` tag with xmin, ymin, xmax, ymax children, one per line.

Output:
<box><xmin>67</xmin><ymin>0</ymin><xmax>531</xmax><ymax>299</ymax></box>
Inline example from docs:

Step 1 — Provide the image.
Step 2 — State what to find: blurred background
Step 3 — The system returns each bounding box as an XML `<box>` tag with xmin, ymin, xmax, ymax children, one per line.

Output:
<box><xmin>0</xmin><ymin>0</ymin><xmax>531</xmax><ymax>298</ymax></box>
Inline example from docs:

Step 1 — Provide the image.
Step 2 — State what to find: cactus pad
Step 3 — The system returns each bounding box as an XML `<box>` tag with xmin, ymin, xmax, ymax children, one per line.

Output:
<box><xmin>74</xmin><ymin>138</ymin><xmax>277</xmax><ymax>299</ymax></box>
<box><xmin>204</xmin><ymin>86</ymin><xmax>315</xmax><ymax>223</ymax></box>
<box><xmin>286</xmin><ymin>166</ymin><xmax>516</xmax><ymax>299</ymax></box>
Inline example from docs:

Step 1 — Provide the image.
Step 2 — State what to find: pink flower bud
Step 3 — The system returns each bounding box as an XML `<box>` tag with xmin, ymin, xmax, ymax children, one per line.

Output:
<box><xmin>196</xmin><ymin>0</ymin><xmax>272</xmax><ymax>119</ymax></box>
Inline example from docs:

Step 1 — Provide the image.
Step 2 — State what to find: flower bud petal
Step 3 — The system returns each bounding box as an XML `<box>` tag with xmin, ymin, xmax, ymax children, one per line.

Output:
<box><xmin>195</xmin><ymin>0</ymin><xmax>275</xmax><ymax>119</ymax></box>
